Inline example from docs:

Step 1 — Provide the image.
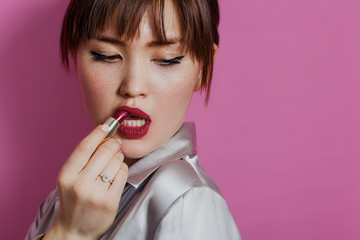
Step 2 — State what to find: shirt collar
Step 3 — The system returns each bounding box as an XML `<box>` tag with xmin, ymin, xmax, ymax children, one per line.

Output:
<box><xmin>127</xmin><ymin>122</ymin><xmax>197</xmax><ymax>188</ymax></box>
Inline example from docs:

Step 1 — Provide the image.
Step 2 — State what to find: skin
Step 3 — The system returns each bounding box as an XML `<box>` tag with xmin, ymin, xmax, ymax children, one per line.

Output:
<box><xmin>76</xmin><ymin>7</ymin><xmax>202</xmax><ymax>166</ymax></box>
<box><xmin>44</xmin><ymin>1</ymin><xmax>208</xmax><ymax>239</ymax></box>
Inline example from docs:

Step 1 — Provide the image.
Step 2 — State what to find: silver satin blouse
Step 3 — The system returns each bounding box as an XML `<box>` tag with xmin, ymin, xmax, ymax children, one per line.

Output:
<box><xmin>26</xmin><ymin>122</ymin><xmax>241</xmax><ymax>240</ymax></box>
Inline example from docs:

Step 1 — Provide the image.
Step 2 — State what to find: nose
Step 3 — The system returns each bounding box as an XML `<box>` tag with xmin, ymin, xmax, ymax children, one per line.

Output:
<box><xmin>118</xmin><ymin>60</ymin><xmax>149</xmax><ymax>98</ymax></box>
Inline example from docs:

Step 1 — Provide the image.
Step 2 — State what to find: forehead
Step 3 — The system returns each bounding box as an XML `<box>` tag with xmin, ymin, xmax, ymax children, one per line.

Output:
<box><xmin>97</xmin><ymin>0</ymin><xmax>182</xmax><ymax>43</ymax></box>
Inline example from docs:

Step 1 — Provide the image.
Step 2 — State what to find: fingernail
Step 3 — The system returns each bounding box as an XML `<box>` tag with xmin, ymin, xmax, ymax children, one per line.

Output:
<box><xmin>115</xmin><ymin>137</ymin><xmax>122</xmax><ymax>144</ymax></box>
<box><xmin>101</xmin><ymin>123</ymin><xmax>110</xmax><ymax>133</ymax></box>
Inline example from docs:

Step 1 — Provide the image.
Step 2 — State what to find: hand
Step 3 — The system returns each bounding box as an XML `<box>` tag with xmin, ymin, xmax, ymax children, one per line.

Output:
<box><xmin>44</xmin><ymin>124</ymin><xmax>128</xmax><ymax>240</ymax></box>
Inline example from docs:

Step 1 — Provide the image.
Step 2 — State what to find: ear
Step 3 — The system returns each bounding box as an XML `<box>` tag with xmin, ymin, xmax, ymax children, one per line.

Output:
<box><xmin>71</xmin><ymin>53</ymin><xmax>80</xmax><ymax>77</ymax></box>
<box><xmin>193</xmin><ymin>68</ymin><xmax>202</xmax><ymax>92</ymax></box>
<box><xmin>213</xmin><ymin>43</ymin><xmax>218</xmax><ymax>58</ymax></box>
<box><xmin>193</xmin><ymin>43</ymin><xmax>218</xmax><ymax>92</ymax></box>
<box><xmin>71</xmin><ymin>53</ymin><xmax>78</xmax><ymax>69</ymax></box>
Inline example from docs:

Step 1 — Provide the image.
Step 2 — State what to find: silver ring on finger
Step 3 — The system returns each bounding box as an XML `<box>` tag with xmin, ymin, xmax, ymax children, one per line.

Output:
<box><xmin>99</xmin><ymin>174</ymin><xmax>114</xmax><ymax>184</ymax></box>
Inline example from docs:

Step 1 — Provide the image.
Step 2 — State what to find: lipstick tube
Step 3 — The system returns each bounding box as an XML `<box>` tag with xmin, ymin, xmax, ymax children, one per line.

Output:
<box><xmin>103</xmin><ymin>111</ymin><xmax>128</xmax><ymax>140</ymax></box>
<box><xmin>104</xmin><ymin>117</ymin><xmax>120</xmax><ymax>140</ymax></box>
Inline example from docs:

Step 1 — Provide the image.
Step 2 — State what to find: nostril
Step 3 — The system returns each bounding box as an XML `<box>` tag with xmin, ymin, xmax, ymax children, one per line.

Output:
<box><xmin>118</xmin><ymin>73</ymin><xmax>149</xmax><ymax>97</ymax></box>
<box><xmin>119</xmin><ymin>85</ymin><xmax>148</xmax><ymax>98</ymax></box>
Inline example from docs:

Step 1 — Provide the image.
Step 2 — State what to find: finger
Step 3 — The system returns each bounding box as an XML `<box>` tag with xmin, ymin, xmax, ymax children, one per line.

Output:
<box><xmin>82</xmin><ymin>137</ymin><xmax>121</xmax><ymax>177</ymax></box>
<box><xmin>108</xmin><ymin>162</ymin><xmax>128</xmax><ymax>196</ymax></box>
<box><xmin>96</xmin><ymin>152</ymin><xmax>124</xmax><ymax>189</ymax></box>
<box><xmin>63</xmin><ymin>124</ymin><xmax>110</xmax><ymax>174</ymax></box>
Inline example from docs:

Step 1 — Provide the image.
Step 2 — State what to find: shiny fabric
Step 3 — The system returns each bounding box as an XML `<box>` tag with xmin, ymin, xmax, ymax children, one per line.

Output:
<box><xmin>26</xmin><ymin>122</ymin><xmax>241</xmax><ymax>240</ymax></box>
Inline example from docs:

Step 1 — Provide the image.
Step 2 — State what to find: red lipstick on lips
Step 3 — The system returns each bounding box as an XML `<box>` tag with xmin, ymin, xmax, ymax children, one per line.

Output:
<box><xmin>113</xmin><ymin>106</ymin><xmax>151</xmax><ymax>139</ymax></box>
<box><xmin>115</xmin><ymin>111</ymin><xmax>128</xmax><ymax>122</ymax></box>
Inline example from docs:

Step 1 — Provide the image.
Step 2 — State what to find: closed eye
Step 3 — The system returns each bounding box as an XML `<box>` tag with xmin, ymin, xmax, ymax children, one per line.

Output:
<box><xmin>154</xmin><ymin>56</ymin><xmax>184</xmax><ymax>66</ymax></box>
<box><xmin>90</xmin><ymin>51</ymin><xmax>122</xmax><ymax>63</ymax></box>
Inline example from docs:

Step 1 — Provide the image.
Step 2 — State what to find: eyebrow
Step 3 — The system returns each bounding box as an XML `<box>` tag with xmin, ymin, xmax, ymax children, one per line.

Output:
<box><xmin>96</xmin><ymin>37</ymin><xmax>124</xmax><ymax>46</ymax></box>
<box><xmin>96</xmin><ymin>36</ymin><xmax>181</xmax><ymax>47</ymax></box>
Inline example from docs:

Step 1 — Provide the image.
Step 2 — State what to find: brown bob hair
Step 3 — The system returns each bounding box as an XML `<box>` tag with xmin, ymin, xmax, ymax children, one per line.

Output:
<box><xmin>60</xmin><ymin>0</ymin><xmax>219</xmax><ymax>103</ymax></box>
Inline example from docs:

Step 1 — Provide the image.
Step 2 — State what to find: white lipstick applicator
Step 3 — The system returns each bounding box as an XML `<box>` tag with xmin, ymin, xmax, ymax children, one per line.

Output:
<box><xmin>104</xmin><ymin>111</ymin><xmax>128</xmax><ymax>140</ymax></box>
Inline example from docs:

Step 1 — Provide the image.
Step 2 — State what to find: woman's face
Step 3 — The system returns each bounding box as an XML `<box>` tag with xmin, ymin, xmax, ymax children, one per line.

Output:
<box><xmin>76</xmin><ymin>0</ymin><xmax>201</xmax><ymax>164</ymax></box>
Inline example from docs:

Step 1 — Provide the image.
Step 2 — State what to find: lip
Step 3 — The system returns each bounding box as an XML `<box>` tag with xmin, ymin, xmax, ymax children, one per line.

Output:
<box><xmin>113</xmin><ymin>106</ymin><xmax>151</xmax><ymax>139</ymax></box>
<box><xmin>114</xmin><ymin>106</ymin><xmax>151</xmax><ymax>120</ymax></box>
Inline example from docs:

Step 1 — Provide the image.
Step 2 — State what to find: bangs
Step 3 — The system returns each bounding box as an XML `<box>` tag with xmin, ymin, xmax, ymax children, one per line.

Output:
<box><xmin>62</xmin><ymin>0</ymin><xmax>173</xmax><ymax>66</ymax></box>
<box><xmin>61</xmin><ymin>0</ymin><xmax>219</xmax><ymax>103</ymax></box>
<box><xmin>87</xmin><ymin>0</ymin><xmax>168</xmax><ymax>44</ymax></box>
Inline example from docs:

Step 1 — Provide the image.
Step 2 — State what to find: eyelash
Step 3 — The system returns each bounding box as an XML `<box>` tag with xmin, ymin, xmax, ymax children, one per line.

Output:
<box><xmin>90</xmin><ymin>51</ymin><xmax>184</xmax><ymax>66</ymax></box>
<box><xmin>154</xmin><ymin>56</ymin><xmax>184</xmax><ymax>66</ymax></box>
<box><xmin>90</xmin><ymin>51</ymin><xmax>121</xmax><ymax>63</ymax></box>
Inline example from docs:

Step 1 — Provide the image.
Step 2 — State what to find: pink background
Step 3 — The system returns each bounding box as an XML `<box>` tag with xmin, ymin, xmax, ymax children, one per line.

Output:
<box><xmin>1</xmin><ymin>0</ymin><xmax>359</xmax><ymax>239</ymax></box>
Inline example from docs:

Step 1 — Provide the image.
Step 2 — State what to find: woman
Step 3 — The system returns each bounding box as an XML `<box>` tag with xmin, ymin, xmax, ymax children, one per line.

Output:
<box><xmin>26</xmin><ymin>0</ymin><xmax>241</xmax><ymax>239</ymax></box>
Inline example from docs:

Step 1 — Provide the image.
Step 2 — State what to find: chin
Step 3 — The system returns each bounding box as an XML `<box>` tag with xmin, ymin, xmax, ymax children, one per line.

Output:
<box><xmin>117</xmin><ymin>125</ymin><xmax>181</xmax><ymax>163</ymax></box>
<box><xmin>121</xmin><ymin>138</ymin><xmax>155</xmax><ymax>160</ymax></box>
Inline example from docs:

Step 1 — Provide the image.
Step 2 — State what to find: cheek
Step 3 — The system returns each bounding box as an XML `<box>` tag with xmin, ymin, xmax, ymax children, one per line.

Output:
<box><xmin>155</xmin><ymin>68</ymin><xmax>199</xmax><ymax>115</ymax></box>
<box><xmin>79</xmin><ymin>67</ymin><xmax>102</xmax><ymax>103</ymax></box>
<box><xmin>158</xmin><ymin>63</ymin><xmax>199</xmax><ymax>94</ymax></box>
<box><xmin>77</xmin><ymin>52</ymin><xmax>118</xmax><ymax>92</ymax></box>
<box><xmin>77</xmin><ymin>62</ymin><xmax>116</xmax><ymax>123</ymax></box>
<box><xmin>79</xmin><ymin>64</ymin><xmax>106</xmax><ymax>93</ymax></box>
